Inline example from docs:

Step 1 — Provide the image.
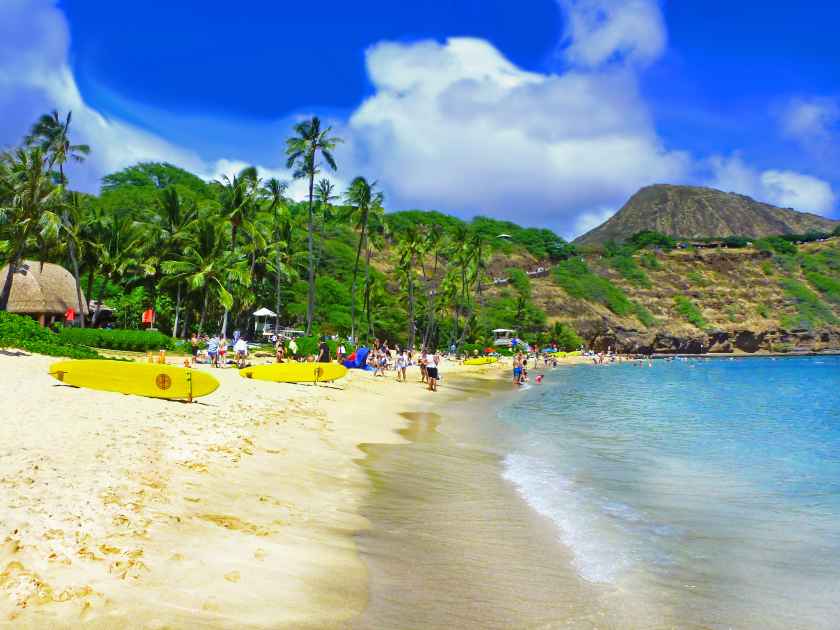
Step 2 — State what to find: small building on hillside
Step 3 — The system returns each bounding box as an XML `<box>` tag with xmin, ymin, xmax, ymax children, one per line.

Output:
<box><xmin>0</xmin><ymin>260</ymin><xmax>88</xmax><ymax>326</ymax></box>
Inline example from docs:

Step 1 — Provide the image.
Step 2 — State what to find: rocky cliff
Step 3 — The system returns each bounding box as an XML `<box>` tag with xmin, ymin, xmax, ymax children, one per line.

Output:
<box><xmin>574</xmin><ymin>184</ymin><xmax>839</xmax><ymax>245</ymax></box>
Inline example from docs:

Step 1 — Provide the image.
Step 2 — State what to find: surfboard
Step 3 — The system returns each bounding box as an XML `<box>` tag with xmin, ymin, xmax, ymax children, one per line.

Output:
<box><xmin>463</xmin><ymin>357</ymin><xmax>499</xmax><ymax>366</ymax></box>
<box><xmin>48</xmin><ymin>360</ymin><xmax>220</xmax><ymax>400</ymax></box>
<box><xmin>239</xmin><ymin>362</ymin><xmax>348</xmax><ymax>383</ymax></box>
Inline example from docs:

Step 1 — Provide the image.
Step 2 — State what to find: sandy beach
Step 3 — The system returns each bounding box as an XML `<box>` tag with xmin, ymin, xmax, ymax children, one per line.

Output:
<box><xmin>0</xmin><ymin>351</ymin><xmax>528</xmax><ymax>628</ymax></box>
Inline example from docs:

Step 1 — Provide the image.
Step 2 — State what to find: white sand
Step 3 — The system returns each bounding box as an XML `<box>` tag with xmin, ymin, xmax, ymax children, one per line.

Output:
<box><xmin>0</xmin><ymin>351</ymin><xmax>565</xmax><ymax>627</ymax></box>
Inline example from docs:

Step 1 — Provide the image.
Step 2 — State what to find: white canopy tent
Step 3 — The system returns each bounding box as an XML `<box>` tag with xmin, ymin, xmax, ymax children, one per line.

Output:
<box><xmin>252</xmin><ymin>307</ymin><xmax>277</xmax><ymax>337</ymax></box>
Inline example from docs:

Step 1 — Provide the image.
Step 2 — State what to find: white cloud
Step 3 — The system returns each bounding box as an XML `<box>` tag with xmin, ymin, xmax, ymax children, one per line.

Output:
<box><xmin>780</xmin><ymin>97</ymin><xmax>839</xmax><ymax>143</ymax></box>
<box><xmin>0</xmin><ymin>0</ymin><xmax>207</xmax><ymax>191</ymax></box>
<box><xmin>708</xmin><ymin>154</ymin><xmax>836</xmax><ymax>215</ymax></box>
<box><xmin>760</xmin><ymin>170</ymin><xmax>836</xmax><ymax>213</ymax></box>
<box><xmin>558</xmin><ymin>0</ymin><xmax>667</xmax><ymax>68</ymax></box>
<box><xmin>573</xmin><ymin>207</ymin><xmax>615</xmax><ymax>238</ymax></box>
<box><xmin>349</xmin><ymin>37</ymin><xmax>688</xmax><ymax>234</ymax></box>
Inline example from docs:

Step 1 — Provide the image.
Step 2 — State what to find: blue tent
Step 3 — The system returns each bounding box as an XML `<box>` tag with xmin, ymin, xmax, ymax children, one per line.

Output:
<box><xmin>343</xmin><ymin>346</ymin><xmax>372</xmax><ymax>370</ymax></box>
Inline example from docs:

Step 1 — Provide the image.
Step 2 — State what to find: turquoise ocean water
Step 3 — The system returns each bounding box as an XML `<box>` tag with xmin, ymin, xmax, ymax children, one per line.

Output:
<box><xmin>499</xmin><ymin>356</ymin><xmax>840</xmax><ymax>628</ymax></box>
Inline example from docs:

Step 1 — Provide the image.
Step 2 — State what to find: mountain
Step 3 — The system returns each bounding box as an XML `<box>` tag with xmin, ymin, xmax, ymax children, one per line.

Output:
<box><xmin>574</xmin><ymin>184</ymin><xmax>840</xmax><ymax>245</ymax></box>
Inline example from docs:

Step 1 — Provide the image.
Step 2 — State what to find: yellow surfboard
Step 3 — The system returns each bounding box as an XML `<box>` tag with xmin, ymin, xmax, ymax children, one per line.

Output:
<box><xmin>463</xmin><ymin>356</ymin><xmax>499</xmax><ymax>366</ymax></box>
<box><xmin>239</xmin><ymin>362</ymin><xmax>348</xmax><ymax>383</ymax></box>
<box><xmin>48</xmin><ymin>360</ymin><xmax>220</xmax><ymax>400</ymax></box>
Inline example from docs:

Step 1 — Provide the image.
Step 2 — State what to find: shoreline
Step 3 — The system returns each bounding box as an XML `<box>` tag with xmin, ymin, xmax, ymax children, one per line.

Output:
<box><xmin>0</xmin><ymin>351</ymin><xmax>541</xmax><ymax>628</ymax></box>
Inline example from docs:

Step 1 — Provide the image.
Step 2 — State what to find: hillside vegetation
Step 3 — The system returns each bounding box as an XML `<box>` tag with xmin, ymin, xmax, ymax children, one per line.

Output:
<box><xmin>2</xmin><ymin>110</ymin><xmax>839</xmax><ymax>355</ymax></box>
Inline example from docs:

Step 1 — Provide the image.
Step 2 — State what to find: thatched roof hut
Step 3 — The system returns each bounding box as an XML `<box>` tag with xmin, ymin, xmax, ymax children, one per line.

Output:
<box><xmin>0</xmin><ymin>260</ymin><xmax>88</xmax><ymax>325</ymax></box>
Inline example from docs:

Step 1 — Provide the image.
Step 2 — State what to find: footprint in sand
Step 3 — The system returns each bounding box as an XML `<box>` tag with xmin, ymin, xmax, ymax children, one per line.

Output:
<box><xmin>224</xmin><ymin>570</ymin><xmax>240</xmax><ymax>583</ymax></box>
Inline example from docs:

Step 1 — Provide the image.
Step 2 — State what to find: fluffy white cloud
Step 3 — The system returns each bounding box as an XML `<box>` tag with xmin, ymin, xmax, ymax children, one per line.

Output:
<box><xmin>709</xmin><ymin>154</ymin><xmax>836</xmax><ymax>215</ymax></box>
<box><xmin>348</xmin><ymin>37</ymin><xmax>688</xmax><ymax>234</ymax></box>
<box><xmin>780</xmin><ymin>97</ymin><xmax>839</xmax><ymax>143</ymax></box>
<box><xmin>558</xmin><ymin>0</ymin><xmax>667</xmax><ymax>68</ymax></box>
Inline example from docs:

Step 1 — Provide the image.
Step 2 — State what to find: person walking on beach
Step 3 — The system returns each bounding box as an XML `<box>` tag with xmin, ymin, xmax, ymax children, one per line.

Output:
<box><xmin>317</xmin><ymin>341</ymin><xmax>331</xmax><ymax>363</ymax></box>
<box><xmin>427</xmin><ymin>350</ymin><xmax>441</xmax><ymax>391</ymax></box>
<box><xmin>207</xmin><ymin>334</ymin><xmax>220</xmax><ymax>368</ymax></box>
<box><xmin>234</xmin><ymin>336</ymin><xmax>248</xmax><ymax>369</ymax></box>
<box><xmin>419</xmin><ymin>349</ymin><xmax>429</xmax><ymax>383</ymax></box>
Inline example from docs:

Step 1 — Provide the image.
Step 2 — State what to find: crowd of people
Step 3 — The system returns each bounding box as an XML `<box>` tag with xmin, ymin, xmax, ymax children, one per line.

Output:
<box><xmin>189</xmin><ymin>330</ymin><xmax>250</xmax><ymax>369</ymax></box>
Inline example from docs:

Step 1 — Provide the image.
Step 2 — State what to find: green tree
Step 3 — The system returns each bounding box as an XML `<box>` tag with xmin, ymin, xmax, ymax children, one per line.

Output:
<box><xmin>285</xmin><ymin>116</ymin><xmax>342</xmax><ymax>335</ymax></box>
<box><xmin>0</xmin><ymin>148</ymin><xmax>64</xmax><ymax>311</ymax></box>
<box><xmin>343</xmin><ymin>176</ymin><xmax>383</xmax><ymax>342</ymax></box>
<box><xmin>25</xmin><ymin>110</ymin><xmax>91</xmax><ymax>324</ymax></box>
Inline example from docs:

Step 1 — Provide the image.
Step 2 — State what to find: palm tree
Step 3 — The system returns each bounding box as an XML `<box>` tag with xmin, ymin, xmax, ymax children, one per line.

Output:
<box><xmin>89</xmin><ymin>207</ymin><xmax>145</xmax><ymax>325</ymax></box>
<box><xmin>152</xmin><ymin>187</ymin><xmax>198</xmax><ymax>336</ymax></box>
<box><xmin>343</xmin><ymin>176</ymin><xmax>383</xmax><ymax>343</ymax></box>
<box><xmin>161</xmin><ymin>217</ymin><xmax>248</xmax><ymax>334</ymax></box>
<box><xmin>262</xmin><ymin>178</ymin><xmax>289</xmax><ymax>330</ymax></box>
<box><xmin>363</xmin><ymin>203</ymin><xmax>387</xmax><ymax>340</ymax></box>
<box><xmin>0</xmin><ymin>148</ymin><xmax>64</xmax><ymax>311</ymax></box>
<box><xmin>214</xmin><ymin>166</ymin><xmax>259</xmax><ymax>249</ymax></box>
<box><xmin>285</xmin><ymin>117</ymin><xmax>342</xmax><ymax>335</ymax></box>
<box><xmin>396</xmin><ymin>225</ymin><xmax>424</xmax><ymax>349</ymax></box>
<box><xmin>314</xmin><ymin>177</ymin><xmax>338</xmax><ymax>272</ymax></box>
<box><xmin>25</xmin><ymin>110</ymin><xmax>91</xmax><ymax>325</ymax></box>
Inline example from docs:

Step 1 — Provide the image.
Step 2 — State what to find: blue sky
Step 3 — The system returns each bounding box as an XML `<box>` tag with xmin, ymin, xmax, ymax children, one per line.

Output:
<box><xmin>1</xmin><ymin>0</ymin><xmax>839</xmax><ymax>238</ymax></box>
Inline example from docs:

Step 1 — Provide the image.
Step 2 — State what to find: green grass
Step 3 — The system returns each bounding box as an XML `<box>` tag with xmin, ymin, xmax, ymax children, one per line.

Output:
<box><xmin>756</xmin><ymin>303</ymin><xmax>770</xmax><ymax>319</ymax></box>
<box><xmin>633</xmin><ymin>303</ymin><xmax>657</xmax><ymax>327</ymax></box>
<box><xmin>552</xmin><ymin>259</ymin><xmax>655</xmax><ymax>327</ymax></box>
<box><xmin>686</xmin><ymin>270</ymin><xmax>707</xmax><ymax>286</ymax></box>
<box><xmin>0</xmin><ymin>312</ymin><xmax>99</xmax><ymax>359</ymax></box>
<box><xmin>673</xmin><ymin>295</ymin><xmax>708</xmax><ymax>329</ymax></box>
<box><xmin>805</xmin><ymin>272</ymin><xmax>840</xmax><ymax>303</ymax></box>
<box><xmin>779</xmin><ymin>278</ymin><xmax>838</xmax><ymax>330</ymax></box>
<box><xmin>608</xmin><ymin>255</ymin><xmax>651</xmax><ymax>287</ymax></box>
<box><xmin>761</xmin><ymin>261</ymin><xmax>774</xmax><ymax>276</ymax></box>
<box><xmin>639</xmin><ymin>252</ymin><xmax>661</xmax><ymax>270</ymax></box>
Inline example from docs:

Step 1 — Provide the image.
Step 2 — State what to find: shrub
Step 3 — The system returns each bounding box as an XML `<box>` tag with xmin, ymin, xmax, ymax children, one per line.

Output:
<box><xmin>58</xmin><ymin>328</ymin><xmax>176</xmax><ymax>352</ymax></box>
<box><xmin>553</xmin><ymin>258</ymin><xmax>654</xmax><ymax>327</ymax></box>
<box><xmin>779</xmin><ymin>279</ymin><xmax>838</xmax><ymax>329</ymax></box>
<box><xmin>686</xmin><ymin>270</ymin><xmax>707</xmax><ymax>286</ymax></box>
<box><xmin>722</xmin><ymin>236</ymin><xmax>751</xmax><ymax>248</ymax></box>
<box><xmin>0</xmin><ymin>312</ymin><xmax>99</xmax><ymax>359</ymax></box>
<box><xmin>550</xmin><ymin>322</ymin><xmax>584</xmax><ymax>351</ymax></box>
<box><xmin>674</xmin><ymin>296</ymin><xmax>708</xmax><ymax>329</ymax></box>
<box><xmin>639</xmin><ymin>252</ymin><xmax>661</xmax><ymax>270</ymax></box>
<box><xmin>627</xmin><ymin>230</ymin><xmax>676</xmax><ymax>251</ymax></box>
<box><xmin>633</xmin><ymin>303</ymin><xmax>658</xmax><ymax>328</ymax></box>
<box><xmin>755</xmin><ymin>236</ymin><xmax>797</xmax><ymax>256</ymax></box>
<box><xmin>805</xmin><ymin>272</ymin><xmax>840</xmax><ymax>303</ymax></box>
<box><xmin>609</xmin><ymin>255</ymin><xmax>651</xmax><ymax>287</ymax></box>
<box><xmin>756</xmin><ymin>303</ymin><xmax>770</xmax><ymax>318</ymax></box>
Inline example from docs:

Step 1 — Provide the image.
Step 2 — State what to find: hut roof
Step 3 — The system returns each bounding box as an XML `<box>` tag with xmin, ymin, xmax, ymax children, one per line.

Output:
<box><xmin>0</xmin><ymin>261</ymin><xmax>89</xmax><ymax>316</ymax></box>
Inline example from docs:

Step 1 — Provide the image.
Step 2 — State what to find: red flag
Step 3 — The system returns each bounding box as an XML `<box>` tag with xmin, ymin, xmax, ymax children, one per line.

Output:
<box><xmin>65</xmin><ymin>308</ymin><xmax>75</xmax><ymax>321</ymax></box>
<box><xmin>141</xmin><ymin>309</ymin><xmax>155</xmax><ymax>324</ymax></box>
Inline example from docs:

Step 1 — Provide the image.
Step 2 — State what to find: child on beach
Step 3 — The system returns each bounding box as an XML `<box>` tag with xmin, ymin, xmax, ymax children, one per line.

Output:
<box><xmin>427</xmin><ymin>351</ymin><xmax>441</xmax><ymax>391</ymax></box>
<box><xmin>190</xmin><ymin>333</ymin><xmax>199</xmax><ymax>366</ymax></box>
<box><xmin>219</xmin><ymin>337</ymin><xmax>228</xmax><ymax>367</ymax></box>
<box><xmin>396</xmin><ymin>348</ymin><xmax>408</xmax><ymax>382</ymax></box>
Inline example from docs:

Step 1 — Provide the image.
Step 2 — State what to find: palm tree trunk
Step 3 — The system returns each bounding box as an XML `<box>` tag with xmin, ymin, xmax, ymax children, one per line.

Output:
<box><xmin>181</xmin><ymin>302</ymin><xmax>191</xmax><ymax>339</ymax></box>
<box><xmin>407</xmin><ymin>267</ymin><xmax>416</xmax><ymax>349</ymax></box>
<box><xmin>86</xmin><ymin>270</ymin><xmax>94</xmax><ymax>308</ymax></box>
<box><xmin>91</xmin><ymin>277</ymin><xmax>107</xmax><ymax>326</ymax></box>
<box><xmin>199</xmin><ymin>289</ymin><xmax>209</xmax><ymax>333</ymax></box>
<box><xmin>350</xmin><ymin>225</ymin><xmax>367</xmax><ymax>343</ymax></box>
<box><xmin>0</xmin><ymin>249</ymin><xmax>24</xmax><ymax>311</ymax></box>
<box><xmin>274</xmin><ymin>254</ymin><xmax>282</xmax><ymax>334</ymax></box>
<box><xmin>221</xmin><ymin>309</ymin><xmax>229</xmax><ymax>338</ymax></box>
<box><xmin>305</xmin><ymin>174</ymin><xmax>316</xmax><ymax>335</ymax></box>
<box><xmin>364</xmin><ymin>246</ymin><xmax>373</xmax><ymax>340</ymax></box>
<box><xmin>172</xmin><ymin>282</ymin><xmax>182</xmax><ymax>337</ymax></box>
